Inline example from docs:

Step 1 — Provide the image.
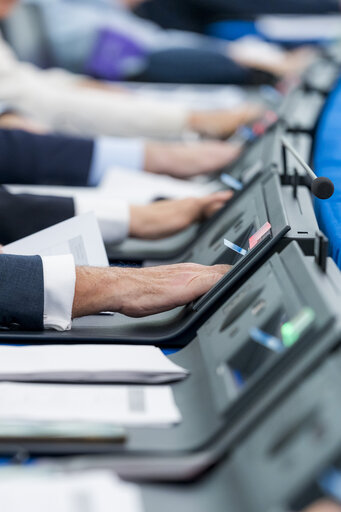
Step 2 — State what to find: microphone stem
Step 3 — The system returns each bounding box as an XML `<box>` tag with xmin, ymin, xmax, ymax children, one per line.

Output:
<box><xmin>281</xmin><ymin>136</ymin><xmax>316</xmax><ymax>181</ymax></box>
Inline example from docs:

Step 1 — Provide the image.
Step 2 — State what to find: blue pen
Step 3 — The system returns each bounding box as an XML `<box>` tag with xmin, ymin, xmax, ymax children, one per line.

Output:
<box><xmin>249</xmin><ymin>327</ymin><xmax>284</xmax><ymax>354</ymax></box>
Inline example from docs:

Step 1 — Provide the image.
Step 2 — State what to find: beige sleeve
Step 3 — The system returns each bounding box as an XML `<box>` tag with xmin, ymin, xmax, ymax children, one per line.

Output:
<box><xmin>0</xmin><ymin>33</ymin><xmax>188</xmax><ymax>138</ymax></box>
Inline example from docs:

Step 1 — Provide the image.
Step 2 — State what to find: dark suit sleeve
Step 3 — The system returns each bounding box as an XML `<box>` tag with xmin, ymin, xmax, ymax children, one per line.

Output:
<box><xmin>0</xmin><ymin>129</ymin><xmax>94</xmax><ymax>186</ymax></box>
<box><xmin>200</xmin><ymin>0</ymin><xmax>341</xmax><ymax>17</ymax></box>
<box><xmin>136</xmin><ymin>47</ymin><xmax>257</xmax><ymax>85</ymax></box>
<box><xmin>0</xmin><ymin>187</ymin><xmax>75</xmax><ymax>245</ymax></box>
<box><xmin>0</xmin><ymin>254</ymin><xmax>44</xmax><ymax>330</ymax></box>
<box><xmin>136</xmin><ymin>0</ymin><xmax>340</xmax><ymax>31</ymax></box>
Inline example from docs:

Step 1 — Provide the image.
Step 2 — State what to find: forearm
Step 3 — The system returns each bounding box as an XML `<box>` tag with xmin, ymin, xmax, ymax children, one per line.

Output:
<box><xmin>17</xmin><ymin>83</ymin><xmax>188</xmax><ymax>139</ymax></box>
<box><xmin>72</xmin><ymin>266</ymin><xmax>121</xmax><ymax>318</ymax></box>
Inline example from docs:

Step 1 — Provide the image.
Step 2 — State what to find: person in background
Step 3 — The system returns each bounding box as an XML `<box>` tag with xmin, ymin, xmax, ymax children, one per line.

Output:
<box><xmin>0</xmin><ymin>185</ymin><xmax>233</xmax><ymax>245</ymax></box>
<box><xmin>0</xmin><ymin>127</ymin><xmax>242</xmax><ymax>188</ymax></box>
<box><xmin>20</xmin><ymin>0</ymin><xmax>314</xmax><ymax>84</ymax></box>
<box><xmin>0</xmin><ymin>0</ymin><xmax>265</xmax><ymax>140</ymax></box>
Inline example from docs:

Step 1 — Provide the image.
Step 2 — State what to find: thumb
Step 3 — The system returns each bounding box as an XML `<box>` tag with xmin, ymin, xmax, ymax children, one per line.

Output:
<box><xmin>200</xmin><ymin>191</ymin><xmax>234</xmax><ymax>218</ymax></box>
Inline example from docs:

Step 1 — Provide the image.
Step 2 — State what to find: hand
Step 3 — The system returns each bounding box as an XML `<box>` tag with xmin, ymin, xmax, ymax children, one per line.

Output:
<box><xmin>0</xmin><ymin>113</ymin><xmax>48</xmax><ymax>134</ymax></box>
<box><xmin>0</xmin><ymin>0</ymin><xmax>18</xmax><ymax>19</ymax></box>
<box><xmin>145</xmin><ymin>140</ymin><xmax>242</xmax><ymax>178</ymax></box>
<box><xmin>302</xmin><ymin>500</ymin><xmax>341</xmax><ymax>512</ymax></box>
<box><xmin>72</xmin><ymin>263</ymin><xmax>231</xmax><ymax>319</ymax></box>
<box><xmin>229</xmin><ymin>39</ymin><xmax>316</xmax><ymax>78</ymax></box>
<box><xmin>129</xmin><ymin>191</ymin><xmax>233</xmax><ymax>239</ymax></box>
<box><xmin>187</xmin><ymin>104</ymin><xmax>263</xmax><ymax>138</ymax></box>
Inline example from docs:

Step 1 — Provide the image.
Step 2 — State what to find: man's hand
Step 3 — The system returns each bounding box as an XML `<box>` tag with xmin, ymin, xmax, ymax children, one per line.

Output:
<box><xmin>302</xmin><ymin>500</ymin><xmax>341</xmax><ymax>512</ymax></box>
<box><xmin>229</xmin><ymin>40</ymin><xmax>316</xmax><ymax>78</ymax></box>
<box><xmin>129</xmin><ymin>191</ymin><xmax>233</xmax><ymax>239</ymax></box>
<box><xmin>145</xmin><ymin>140</ymin><xmax>242</xmax><ymax>178</ymax></box>
<box><xmin>187</xmin><ymin>104</ymin><xmax>263</xmax><ymax>138</ymax></box>
<box><xmin>73</xmin><ymin>263</ymin><xmax>230</xmax><ymax>319</ymax></box>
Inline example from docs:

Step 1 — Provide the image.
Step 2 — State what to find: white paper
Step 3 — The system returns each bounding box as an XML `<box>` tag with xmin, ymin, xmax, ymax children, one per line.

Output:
<box><xmin>126</xmin><ymin>83</ymin><xmax>247</xmax><ymax>110</ymax></box>
<box><xmin>257</xmin><ymin>15</ymin><xmax>341</xmax><ymax>41</ymax></box>
<box><xmin>0</xmin><ymin>383</ymin><xmax>181</xmax><ymax>426</ymax></box>
<box><xmin>3</xmin><ymin>212</ymin><xmax>108</xmax><ymax>266</ymax></box>
<box><xmin>0</xmin><ymin>344</ymin><xmax>188</xmax><ymax>384</ymax></box>
<box><xmin>101</xmin><ymin>168</ymin><xmax>221</xmax><ymax>204</ymax></box>
<box><xmin>0</xmin><ymin>470</ymin><xmax>143</xmax><ymax>512</ymax></box>
<box><xmin>6</xmin><ymin>169</ymin><xmax>221</xmax><ymax>205</ymax></box>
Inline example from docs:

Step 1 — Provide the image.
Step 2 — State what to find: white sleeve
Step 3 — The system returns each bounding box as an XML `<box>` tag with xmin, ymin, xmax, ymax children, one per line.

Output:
<box><xmin>0</xmin><ymin>33</ymin><xmax>188</xmax><ymax>138</ymax></box>
<box><xmin>74</xmin><ymin>196</ymin><xmax>130</xmax><ymax>244</ymax></box>
<box><xmin>42</xmin><ymin>254</ymin><xmax>76</xmax><ymax>331</ymax></box>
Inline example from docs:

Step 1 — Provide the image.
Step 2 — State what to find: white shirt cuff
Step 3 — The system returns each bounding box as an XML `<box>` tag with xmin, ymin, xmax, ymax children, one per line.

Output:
<box><xmin>74</xmin><ymin>195</ymin><xmax>130</xmax><ymax>244</ymax></box>
<box><xmin>88</xmin><ymin>137</ymin><xmax>145</xmax><ymax>186</ymax></box>
<box><xmin>42</xmin><ymin>254</ymin><xmax>76</xmax><ymax>331</ymax></box>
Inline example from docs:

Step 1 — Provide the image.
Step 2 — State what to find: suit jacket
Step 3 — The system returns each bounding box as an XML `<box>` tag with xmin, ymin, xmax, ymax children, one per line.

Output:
<box><xmin>0</xmin><ymin>129</ymin><xmax>93</xmax><ymax>186</ymax></box>
<box><xmin>0</xmin><ymin>254</ymin><xmax>44</xmax><ymax>329</ymax></box>
<box><xmin>0</xmin><ymin>186</ymin><xmax>74</xmax><ymax>245</ymax></box>
<box><xmin>0</xmin><ymin>187</ymin><xmax>76</xmax><ymax>330</ymax></box>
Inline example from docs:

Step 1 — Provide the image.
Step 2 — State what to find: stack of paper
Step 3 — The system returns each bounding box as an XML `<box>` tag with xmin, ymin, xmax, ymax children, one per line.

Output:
<box><xmin>0</xmin><ymin>344</ymin><xmax>188</xmax><ymax>384</ymax></box>
<box><xmin>0</xmin><ymin>470</ymin><xmax>143</xmax><ymax>512</ymax></box>
<box><xmin>0</xmin><ymin>382</ymin><xmax>181</xmax><ymax>426</ymax></box>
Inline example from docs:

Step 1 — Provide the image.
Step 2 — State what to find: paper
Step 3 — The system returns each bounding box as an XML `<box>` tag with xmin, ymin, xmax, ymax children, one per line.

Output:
<box><xmin>123</xmin><ymin>82</ymin><xmax>247</xmax><ymax>110</ymax></box>
<box><xmin>257</xmin><ymin>15</ymin><xmax>341</xmax><ymax>41</ymax></box>
<box><xmin>4</xmin><ymin>212</ymin><xmax>108</xmax><ymax>266</ymax></box>
<box><xmin>101</xmin><ymin>168</ymin><xmax>221</xmax><ymax>204</ymax></box>
<box><xmin>0</xmin><ymin>344</ymin><xmax>189</xmax><ymax>384</ymax></box>
<box><xmin>0</xmin><ymin>470</ymin><xmax>143</xmax><ymax>512</ymax></box>
<box><xmin>0</xmin><ymin>382</ymin><xmax>181</xmax><ymax>426</ymax></box>
<box><xmin>7</xmin><ymin>168</ymin><xmax>221</xmax><ymax>205</ymax></box>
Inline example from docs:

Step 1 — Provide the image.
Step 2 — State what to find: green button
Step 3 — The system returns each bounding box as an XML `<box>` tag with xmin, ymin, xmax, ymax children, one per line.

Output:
<box><xmin>281</xmin><ymin>307</ymin><xmax>315</xmax><ymax>348</ymax></box>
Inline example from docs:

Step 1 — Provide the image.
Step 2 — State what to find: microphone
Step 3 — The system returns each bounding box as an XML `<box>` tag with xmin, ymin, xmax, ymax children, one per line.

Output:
<box><xmin>281</xmin><ymin>136</ymin><xmax>334</xmax><ymax>200</ymax></box>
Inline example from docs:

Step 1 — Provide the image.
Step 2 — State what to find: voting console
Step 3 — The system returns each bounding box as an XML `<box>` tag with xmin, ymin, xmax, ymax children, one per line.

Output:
<box><xmin>106</xmin><ymin>79</ymin><xmax>324</xmax><ymax>264</ymax></box>
<box><xmin>2</xmin><ymin>240</ymin><xmax>340</xmax><ymax>482</ymax></box>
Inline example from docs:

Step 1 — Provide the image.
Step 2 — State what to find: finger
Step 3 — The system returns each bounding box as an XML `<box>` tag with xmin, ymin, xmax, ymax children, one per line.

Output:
<box><xmin>303</xmin><ymin>500</ymin><xmax>341</xmax><ymax>512</ymax></box>
<box><xmin>200</xmin><ymin>191</ymin><xmax>234</xmax><ymax>205</ymax></box>
<box><xmin>211</xmin><ymin>264</ymin><xmax>232</xmax><ymax>276</ymax></box>
<box><xmin>203</xmin><ymin>201</ymin><xmax>228</xmax><ymax>218</ymax></box>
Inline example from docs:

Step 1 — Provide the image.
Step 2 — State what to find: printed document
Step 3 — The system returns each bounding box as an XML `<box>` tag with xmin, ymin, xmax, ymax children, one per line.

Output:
<box><xmin>0</xmin><ymin>344</ymin><xmax>188</xmax><ymax>384</ymax></box>
<box><xmin>0</xmin><ymin>382</ymin><xmax>181</xmax><ymax>426</ymax></box>
<box><xmin>4</xmin><ymin>212</ymin><xmax>108</xmax><ymax>266</ymax></box>
<box><xmin>0</xmin><ymin>470</ymin><xmax>143</xmax><ymax>512</ymax></box>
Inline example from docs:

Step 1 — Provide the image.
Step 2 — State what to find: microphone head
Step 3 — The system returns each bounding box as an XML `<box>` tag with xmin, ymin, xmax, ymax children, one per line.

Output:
<box><xmin>311</xmin><ymin>177</ymin><xmax>334</xmax><ymax>200</ymax></box>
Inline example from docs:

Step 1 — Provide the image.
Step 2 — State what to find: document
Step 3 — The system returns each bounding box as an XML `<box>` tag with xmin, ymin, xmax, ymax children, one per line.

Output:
<box><xmin>0</xmin><ymin>344</ymin><xmax>189</xmax><ymax>384</ymax></box>
<box><xmin>0</xmin><ymin>383</ymin><xmax>181</xmax><ymax>426</ymax></box>
<box><xmin>257</xmin><ymin>15</ymin><xmax>341</xmax><ymax>42</ymax></box>
<box><xmin>4</xmin><ymin>212</ymin><xmax>108</xmax><ymax>266</ymax></box>
<box><xmin>7</xmin><ymin>169</ymin><xmax>221</xmax><ymax>205</ymax></box>
<box><xmin>101</xmin><ymin>167</ymin><xmax>221</xmax><ymax>204</ymax></box>
<box><xmin>128</xmin><ymin>83</ymin><xmax>247</xmax><ymax>110</ymax></box>
<box><xmin>0</xmin><ymin>470</ymin><xmax>143</xmax><ymax>512</ymax></box>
